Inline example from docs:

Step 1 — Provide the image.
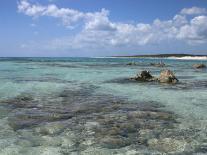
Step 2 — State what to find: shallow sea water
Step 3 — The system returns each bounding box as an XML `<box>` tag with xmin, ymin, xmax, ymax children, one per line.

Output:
<box><xmin>0</xmin><ymin>57</ymin><xmax>206</xmax><ymax>155</ymax></box>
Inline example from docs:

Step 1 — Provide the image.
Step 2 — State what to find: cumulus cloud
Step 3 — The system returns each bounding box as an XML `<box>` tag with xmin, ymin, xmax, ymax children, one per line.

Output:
<box><xmin>17</xmin><ymin>1</ymin><xmax>207</xmax><ymax>53</ymax></box>
<box><xmin>18</xmin><ymin>0</ymin><xmax>85</xmax><ymax>27</ymax></box>
<box><xmin>180</xmin><ymin>7</ymin><xmax>207</xmax><ymax>15</ymax></box>
<box><xmin>177</xmin><ymin>16</ymin><xmax>207</xmax><ymax>44</ymax></box>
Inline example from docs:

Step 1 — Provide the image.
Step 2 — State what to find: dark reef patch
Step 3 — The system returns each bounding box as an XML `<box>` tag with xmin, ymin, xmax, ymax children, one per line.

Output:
<box><xmin>42</xmin><ymin>63</ymin><xmax>80</xmax><ymax>68</ymax></box>
<box><xmin>9</xmin><ymin>76</ymin><xmax>72</xmax><ymax>84</ymax></box>
<box><xmin>104</xmin><ymin>78</ymin><xmax>137</xmax><ymax>84</ymax></box>
<box><xmin>105</xmin><ymin>76</ymin><xmax>207</xmax><ymax>91</ymax></box>
<box><xmin>177</xmin><ymin>75</ymin><xmax>196</xmax><ymax>79</ymax></box>
<box><xmin>0</xmin><ymin>83</ymin><xmax>205</xmax><ymax>154</ymax></box>
<box><xmin>161</xmin><ymin>80</ymin><xmax>207</xmax><ymax>90</ymax></box>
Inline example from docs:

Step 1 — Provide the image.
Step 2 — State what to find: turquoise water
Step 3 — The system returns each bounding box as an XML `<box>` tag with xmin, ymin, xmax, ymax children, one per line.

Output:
<box><xmin>0</xmin><ymin>57</ymin><xmax>206</xmax><ymax>154</ymax></box>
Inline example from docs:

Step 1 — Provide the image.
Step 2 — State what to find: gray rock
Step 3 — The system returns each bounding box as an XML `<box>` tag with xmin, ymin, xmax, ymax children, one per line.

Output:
<box><xmin>158</xmin><ymin>70</ymin><xmax>178</xmax><ymax>84</ymax></box>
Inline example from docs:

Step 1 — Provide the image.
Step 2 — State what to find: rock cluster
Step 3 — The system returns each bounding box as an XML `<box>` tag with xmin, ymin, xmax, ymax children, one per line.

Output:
<box><xmin>132</xmin><ymin>70</ymin><xmax>179</xmax><ymax>84</ymax></box>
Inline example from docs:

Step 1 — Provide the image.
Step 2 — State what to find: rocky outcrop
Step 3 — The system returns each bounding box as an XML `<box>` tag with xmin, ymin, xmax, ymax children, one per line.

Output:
<box><xmin>158</xmin><ymin>70</ymin><xmax>178</xmax><ymax>84</ymax></box>
<box><xmin>131</xmin><ymin>70</ymin><xmax>178</xmax><ymax>84</ymax></box>
<box><xmin>193</xmin><ymin>64</ymin><xmax>206</xmax><ymax>69</ymax></box>
<box><xmin>132</xmin><ymin>70</ymin><xmax>157</xmax><ymax>82</ymax></box>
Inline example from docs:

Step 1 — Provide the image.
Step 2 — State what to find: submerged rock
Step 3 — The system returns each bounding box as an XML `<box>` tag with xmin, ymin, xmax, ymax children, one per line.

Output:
<box><xmin>193</xmin><ymin>64</ymin><xmax>206</xmax><ymax>69</ymax></box>
<box><xmin>138</xmin><ymin>129</ymin><xmax>156</xmax><ymax>145</ymax></box>
<box><xmin>2</xmin><ymin>94</ymin><xmax>34</xmax><ymax>109</ymax></box>
<box><xmin>126</xmin><ymin>62</ymin><xmax>137</xmax><ymax>66</ymax></box>
<box><xmin>14</xmin><ymin>95</ymin><xmax>33</xmax><ymax>102</ymax></box>
<box><xmin>147</xmin><ymin>138</ymin><xmax>187</xmax><ymax>153</ymax></box>
<box><xmin>150</xmin><ymin>62</ymin><xmax>166</xmax><ymax>67</ymax></box>
<box><xmin>132</xmin><ymin>70</ymin><xmax>157</xmax><ymax>82</ymax></box>
<box><xmin>34</xmin><ymin>122</ymin><xmax>66</xmax><ymax>135</ymax></box>
<box><xmin>158</xmin><ymin>70</ymin><xmax>178</xmax><ymax>84</ymax></box>
<box><xmin>100</xmin><ymin>136</ymin><xmax>131</xmax><ymax>149</ymax></box>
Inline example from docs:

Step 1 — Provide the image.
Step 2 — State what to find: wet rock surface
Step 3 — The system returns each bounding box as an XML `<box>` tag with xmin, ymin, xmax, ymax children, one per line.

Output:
<box><xmin>158</xmin><ymin>70</ymin><xmax>179</xmax><ymax>84</ymax></box>
<box><xmin>131</xmin><ymin>70</ymin><xmax>157</xmax><ymax>82</ymax></box>
<box><xmin>131</xmin><ymin>70</ymin><xmax>179</xmax><ymax>84</ymax></box>
<box><xmin>0</xmin><ymin>84</ymin><xmax>205</xmax><ymax>154</ymax></box>
<box><xmin>161</xmin><ymin>79</ymin><xmax>207</xmax><ymax>90</ymax></box>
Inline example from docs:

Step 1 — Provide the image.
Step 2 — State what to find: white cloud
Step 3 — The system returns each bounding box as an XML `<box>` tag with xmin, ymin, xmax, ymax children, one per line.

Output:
<box><xmin>84</xmin><ymin>9</ymin><xmax>117</xmax><ymax>31</ymax></box>
<box><xmin>177</xmin><ymin>16</ymin><xmax>207</xmax><ymax>43</ymax></box>
<box><xmin>18</xmin><ymin>0</ymin><xmax>46</xmax><ymax>17</ymax></box>
<box><xmin>180</xmin><ymin>7</ymin><xmax>207</xmax><ymax>15</ymax></box>
<box><xmin>18</xmin><ymin>0</ymin><xmax>85</xmax><ymax>27</ymax></box>
<box><xmin>17</xmin><ymin>1</ymin><xmax>207</xmax><ymax>53</ymax></box>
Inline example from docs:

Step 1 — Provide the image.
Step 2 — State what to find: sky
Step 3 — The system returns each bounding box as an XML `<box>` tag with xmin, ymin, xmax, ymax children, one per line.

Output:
<box><xmin>0</xmin><ymin>0</ymin><xmax>207</xmax><ymax>57</ymax></box>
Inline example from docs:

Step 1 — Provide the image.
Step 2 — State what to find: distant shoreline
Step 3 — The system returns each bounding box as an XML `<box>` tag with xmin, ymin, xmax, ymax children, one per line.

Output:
<box><xmin>110</xmin><ymin>54</ymin><xmax>207</xmax><ymax>58</ymax></box>
<box><xmin>109</xmin><ymin>54</ymin><xmax>207</xmax><ymax>60</ymax></box>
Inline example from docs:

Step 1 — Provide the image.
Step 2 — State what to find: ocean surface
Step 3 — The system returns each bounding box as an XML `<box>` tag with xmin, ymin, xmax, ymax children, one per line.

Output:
<box><xmin>0</xmin><ymin>57</ymin><xmax>206</xmax><ymax>155</ymax></box>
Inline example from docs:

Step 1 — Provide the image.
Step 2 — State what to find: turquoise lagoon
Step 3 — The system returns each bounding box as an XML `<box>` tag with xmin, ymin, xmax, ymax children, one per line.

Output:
<box><xmin>0</xmin><ymin>57</ymin><xmax>206</xmax><ymax>154</ymax></box>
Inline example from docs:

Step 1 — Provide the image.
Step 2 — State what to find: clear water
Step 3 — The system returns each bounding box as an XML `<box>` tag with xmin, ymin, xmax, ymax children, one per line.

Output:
<box><xmin>0</xmin><ymin>57</ymin><xmax>206</xmax><ymax>155</ymax></box>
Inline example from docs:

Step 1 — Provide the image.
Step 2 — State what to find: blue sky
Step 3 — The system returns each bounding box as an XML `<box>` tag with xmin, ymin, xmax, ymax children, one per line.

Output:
<box><xmin>0</xmin><ymin>0</ymin><xmax>207</xmax><ymax>57</ymax></box>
